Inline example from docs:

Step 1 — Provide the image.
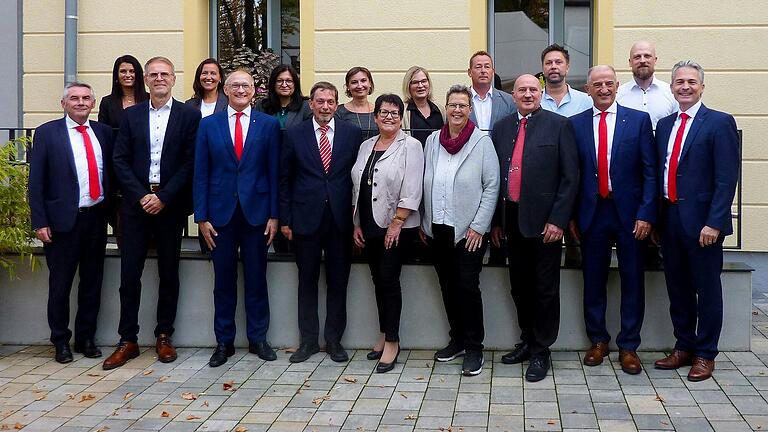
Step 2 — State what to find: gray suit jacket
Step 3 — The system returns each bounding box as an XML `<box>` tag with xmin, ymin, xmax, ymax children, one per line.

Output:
<box><xmin>469</xmin><ymin>88</ymin><xmax>516</xmax><ymax>132</ymax></box>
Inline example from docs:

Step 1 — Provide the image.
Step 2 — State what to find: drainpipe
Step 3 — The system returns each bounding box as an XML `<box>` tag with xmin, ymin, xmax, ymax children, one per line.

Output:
<box><xmin>64</xmin><ymin>0</ymin><xmax>77</xmax><ymax>84</ymax></box>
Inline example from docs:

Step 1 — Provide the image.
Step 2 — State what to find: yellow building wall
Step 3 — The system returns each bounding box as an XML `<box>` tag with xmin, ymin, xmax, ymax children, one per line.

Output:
<box><xmin>22</xmin><ymin>0</ymin><xmax>209</xmax><ymax>127</ymax></box>
<box><xmin>610</xmin><ymin>0</ymin><xmax>768</xmax><ymax>251</ymax></box>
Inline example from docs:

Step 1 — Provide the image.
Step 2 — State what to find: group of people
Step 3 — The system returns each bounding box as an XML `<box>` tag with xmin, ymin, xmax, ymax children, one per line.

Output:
<box><xmin>28</xmin><ymin>40</ymin><xmax>738</xmax><ymax>385</ymax></box>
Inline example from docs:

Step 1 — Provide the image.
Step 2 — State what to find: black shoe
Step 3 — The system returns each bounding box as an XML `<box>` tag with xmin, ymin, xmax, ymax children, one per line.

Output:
<box><xmin>525</xmin><ymin>355</ymin><xmax>551</xmax><ymax>382</ymax></box>
<box><xmin>376</xmin><ymin>347</ymin><xmax>400</xmax><ymax>373</ymax></box>
<box><xmin>209</xmin><ymin>343</ymin><xmax>235</xmax><ymax>368</ymax></box>
<box><xmin>367</xmin><ymin>350</ymin><xmax>383</xmax><ymax>360</ymax></box>
<box><xmin>289</xmin><ymin>343</ymin><xmax>320</xmax><ymax>363</ymax></box>
<box><xmin>74</xmin><ymin>339</ymin><xmax>102</xmax><ymax>358</ymax></box>
<box><xmin>54</xmin><ymin>343</ymin><xmax>73</xmax><ymax>364</ymax></box>
<box><xmin>462</xmin><ymin>350</ymin><xmax>484</xmax><ymax>376</ymax></box>
<box><xmin>326</xmin><ymin>341</ymin><xmax>349</xmax><ymax>362</ymax></box>
<box><xmin>501</xmin><ymin>343</ymin><xmax>530</xmax><ymax>364</ymax></box>
<box><xmin>249</xmin><ymin>341</ymin><xmax>277</xmax><ymax>361</ymax></box>
<box><xmin>434</xmin><ymin>340</ymin><xmax>465</xmax><ymax>362</ymax></box>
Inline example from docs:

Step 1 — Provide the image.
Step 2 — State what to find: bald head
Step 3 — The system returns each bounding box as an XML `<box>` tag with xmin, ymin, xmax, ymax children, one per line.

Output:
<box><xmin>629</xmin><ymin>41</ymin><xmax>657</xmax><ymax>81</ymax></box>
<box><xmin>224</xmin><ymin>70</ymin><xmax>256</xmax><ymax>111</ymax></box>
<box><xmin>512</xmin><ymin>74</ymin><xmax>542</xmax><ymax>116</ymax></box>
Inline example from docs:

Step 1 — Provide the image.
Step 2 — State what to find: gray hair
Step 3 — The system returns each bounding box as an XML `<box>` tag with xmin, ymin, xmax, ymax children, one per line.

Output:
<box><xmin>445</xmin><ymin>84</ymin><xmax>472</xmax><ymax>106</ymax></box>
<box><xmin>671</xmin><ymin>60</ymin><xmax>704</xmax><ymax>84</ymax></box>
<box><xmin>62</xmin><ymin>81</ymin><xmax>95</xmax><ymax>100</ymax></box>
<box><xmin>587</xmin><ymin>65</ymin><xmax>617</xmax><ymax>82</ymax></box>
<box><xmin>144</xmin><ymin>56</ymin><xmax>176</xmax><ymax>74</ymax></box>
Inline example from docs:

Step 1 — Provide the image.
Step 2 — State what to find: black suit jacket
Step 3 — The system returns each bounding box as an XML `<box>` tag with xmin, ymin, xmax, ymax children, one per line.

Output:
<box><xmin>113</xmin><ymin>99</ymin><xmax>201</xmax><ymax>216</ymax></box>
<box><xmin>491</xmin><ymin>108</ymin><xmax>579</xmax><ymax>237</ymax></box>
<box><xmin>28</xmin><ymin>117</ymin><xmax>114</xmax><ymax>232</ymax></box>
<box><xmin>279</xmin><ymin>118</ymin><xmax>362</xmax><ymax>235</ymax></box>
<box><xmin>184</xmin><ymin>91</ymin><xmax>229</xmax><ymax>115</ymax></box>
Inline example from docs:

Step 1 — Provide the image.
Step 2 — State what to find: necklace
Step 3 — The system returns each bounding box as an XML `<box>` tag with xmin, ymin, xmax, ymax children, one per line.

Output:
<box><xmin>355</xmin><ymin>110</ymin><xmax>372</xmax><ymax>133</ymax></box>
<box><xmin>365</xmin><ymin>137</ymin><xmax>388</xmax><ymax>186</ymax></box>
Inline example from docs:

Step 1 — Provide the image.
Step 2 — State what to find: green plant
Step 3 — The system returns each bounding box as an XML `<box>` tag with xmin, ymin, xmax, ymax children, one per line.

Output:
<box><xmin>0</xmin><ymin>137</ymin><xmax>37</xmax><ymax>278</ymax></box>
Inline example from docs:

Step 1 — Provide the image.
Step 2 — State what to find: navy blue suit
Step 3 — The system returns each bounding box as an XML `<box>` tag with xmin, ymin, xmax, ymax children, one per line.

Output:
<box><xmin>28</xmin><ymin>117</ymin><xmax>113</xmax><ymax>346</ymax></box>
<box><xmin>656</xmin><ymin>104</ymin><xmax>739</xmax><ymax>360</ymax></box>
<box><xmin>279</xmin><ymin>118</ymin><xmax>362</xmax><ymax>344</ymax></box>
<box><xmin>194</xmin><ymin>108</ymin><xmax>281</xmax><ymax>344</ymax></box>
<box><xmin>571</xmin><ymin>105</ymin><xmax>656</xmax><ymax>351</ymax></box>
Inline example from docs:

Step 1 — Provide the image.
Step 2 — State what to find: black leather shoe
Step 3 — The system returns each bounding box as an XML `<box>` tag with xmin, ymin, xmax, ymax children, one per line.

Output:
<box><xmin>74</xmin><ymin>339</ymin><xmax>102</xmax><ymax>358</ymax></box>
<box><xmin>249</xmin><ymin>341</ymin><xmax>277</xmax><ymax>361</ymax></box>
<box><xmin>326</xmin><ymin>341</ymin><xmax>349</xmax><ymax>362</ymax></box>
<box><xmin>54</xmin><ymin>343</ymin><xmax>73</xmax><ymax>364</ymax></box>
<box><xmin>525</xmin><ymin>355</ymin><xmax>551</xmax><ymax>382</ymax></box>
<box><xmin>367</xmin><ymin>350</ymin><xmax>383</xmax><ymax>360</ymax></box>
<box><xmin>289</xmin><ymin>343</ymin><xmax>320</xmax><ymax>363</ymax></box>
<box><xmin>501</xmin><ymin>343</ymin><xmax>530</xmax><ymax>364</ymax></box>
<box><xmin>376</xmin><ymin>348</ymin><xmax>400</xmax><ymax>373</ymax></box>
<box><xmin>209</xmin><ymin>343</ymin><xmax>235</xmax><ymax>368</ymax></box>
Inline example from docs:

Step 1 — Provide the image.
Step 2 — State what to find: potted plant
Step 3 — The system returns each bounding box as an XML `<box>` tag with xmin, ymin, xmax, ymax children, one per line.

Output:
<box><xmin>0</xmin><ymin>137</ymin><xmax>37</xmax><ymax>278</ymax></box>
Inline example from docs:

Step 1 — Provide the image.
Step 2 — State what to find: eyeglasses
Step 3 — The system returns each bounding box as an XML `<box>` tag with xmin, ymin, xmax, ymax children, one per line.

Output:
<box><xmin>446</xmin><ymin>103</ymin><xmax>470</xmax><ymax>110</ymax></box>
<box><xmin>410</xmin><ymin>78</ymin><xmax>429</xmax><ymax>87</ymax></box>
<box><xmin>147</xmin><ymin>72</ymin><xmax>173</xmax><ymax>81</ymax></box>
<box><xmin>277</xmin><ymin>79</ymin><xmax>294</xmax><ymax>86</ymax></box>
<box><xmin>228</xmin><ymin>83</ymin><xmax>254</xmax><ymax>90</ymax></box>
<box><xmin>378</xmin><ymin>110</ymin><xmax>400</xmax><ymax>119</ymax></box>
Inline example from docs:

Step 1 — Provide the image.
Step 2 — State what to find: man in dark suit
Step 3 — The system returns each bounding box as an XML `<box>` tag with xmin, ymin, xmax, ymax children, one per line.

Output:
<box><xmin>568</xmin><ymin>65</ymin><xmax>656</xmax><ymax>375</ymax></box>
<box><xmin>28</xmin><ymin>81</ymin><xmax>113</xmax><ymax>363</ymax></box>
<box><xmin>194</xmin><ymin>70</ymin><xmax>281</xmax><ymax>367</ymax></box>
<box><xmin>653</xmin><ymin>60</ymin><xmax>739</xmax><ymax>381</ymax></box>
<box><xmin>104</xmin><ymin>56</ymin><xmax>201</xmax><ymax>370</ymax></box>
<box><xmin>490</xmin><ymin>74</ymin><xmax>578</xmax><ymax>382</ymax></box>
<box><xmin>279</xmin><ymin>81</ymin><xmax>362</xmax><ymax>363</ymax></box>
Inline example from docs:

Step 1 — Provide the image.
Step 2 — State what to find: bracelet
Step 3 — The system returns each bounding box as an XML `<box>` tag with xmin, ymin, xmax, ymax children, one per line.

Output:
<box><xmin>393</xmin><ymin>215</ymin><xmax>407</xmax><ymax>222</ymax></box>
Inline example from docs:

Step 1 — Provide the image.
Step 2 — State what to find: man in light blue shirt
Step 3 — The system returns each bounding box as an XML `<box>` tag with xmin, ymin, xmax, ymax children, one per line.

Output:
<box><xmin>540</xmin><ymin>44</ymin><xmax>592</xmax><ymax>118</ymax></box>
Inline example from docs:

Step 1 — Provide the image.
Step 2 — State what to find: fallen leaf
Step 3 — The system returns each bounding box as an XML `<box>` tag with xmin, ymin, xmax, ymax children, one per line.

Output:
<box><xmin>223</xmin><ymin>381</ymin><xmax>235</xmax><ymax>391</ymax></box>
<box><xmin>160</xmin><ymin>411</ymin><xmax>170</xmax><ymax>418</ymax></box>
<box><xmin>414</xmin><ymin>376</ymin><xmax>424</xmax><ymax>381</ymax></box>
<box><xmin>202</xmin><ymin>401</ymin><xmax>209</xmax><ymax>407</ymax></box>
<box><xmin>235</xmin><ymin>427</ymin><xmax>248</xmax><ymax>432</ymax></box>
<box><xmin>439</xmin><ymin>377</ymin><xmax>445</xmax><ymax>382</ymax></box>
<box><xmin>13</xmin><ymin>425</ymin><xmax>24</xmax><ymax>431</ymax></box>
<box><xmin>157</xmin><ymin>376</ymin><xmax>169</xmax><ymax>383</ymax></box>
<box><xmin>87</xmin><ymin>373</ymin><xmax>101</xmax><ymax>377</ymax></box>
<box><xmin>343</xmin><ymin>376</ymin><xmax>358</xmax><ymax>383</ymax></box>
<box><xmin>661</xmin><ymin>421</ymin><xmax>669</xmax><ymax>425</ymax></box>
<box><xmin>95</xmin><ymin>428</ymin><xmax>109</xmax><ymax>432</ymax></box>
<box><xmin>0</xmin><ymin>425</ymin><xmax>8</xmax><ymax>431</ymax></box>
<box><xmin>35</xmin><ymin>394</ymin><xmax>46</xmax><ymax>401</ymax></box>
<box><xmin>312</xmin><ymin>395</ymin><xmax>331</xmax><ymax>405</ymax></box>
<box><xmin>399</xmin><ymin>392</ymin><xmax>408</xmax><ymax>398</ymax></box>
<box><xmin>356</xmin><ymin>428</ymin><xmax>365</xmax><ymax>432</ymax></box>
<box><xmin>66</xmin><ymin>393</ymin><xmax>75</xmax><ymax>400</ymax></box>
<box><xmin>655</xmin><ymin>394</ymin><xmax>665</xmax><ymax>402</ymax></box>
<box><xmin>186</xmin><ymin>415</ymin><xmax>201</xmax><ymax>420</ymax></box>
<box><xmin>181</xmin><ymin>392</ymin><xmax>198</xmax><ymax>401</ymax></box>
<box><xmin>143</xmin><ymin>369</ymin><xmax>154</xmax><ymax>376</ymax></box>
<box><xmin>123</xmin><ymin>392</ymin><xmax>134</xmax><ymax>400</ymax></box>
<box><xmin>547</xmin><ymin>419</ymin><xmax>557</xmax><ymax>425</ymax></box>
<box><xmin>79</xmin><ymin>394</ymin><xmax>95</xmax><ymax>403</ymax></box>
<box><xmin>404</xmin><ymin>414</ymin><xmax>416</xmax><ymax>420</ymax></box>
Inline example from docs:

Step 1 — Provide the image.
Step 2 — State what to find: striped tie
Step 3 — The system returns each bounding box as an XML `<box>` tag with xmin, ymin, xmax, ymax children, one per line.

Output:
<box><xmin>319</xmin><ymin>124</ymin><xmax>331</xmax><ymax>174</ymax></box>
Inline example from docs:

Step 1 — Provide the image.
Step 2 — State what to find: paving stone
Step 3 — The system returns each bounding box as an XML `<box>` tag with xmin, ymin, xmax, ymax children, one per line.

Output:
<box><xmin>455</xmin><ymin>392</ymin><xmax>489</xmax><ymax>411</ymax></box>
<box><xmin>560</xmin><ymin>413</ymin><xmax>598</xmax><ymax>429</ymax></box>
<box><xmin>698</xmin><ymin>402</ymin><xmax>743</xmax><ymax>421</ymax></box>
<box><xmin>632</xmin><ymin>413</ymin><xmax>675</xmax><ymax>430</ymax></box>
<box><xmin>593</xmin><ymin>402</ymin><xmax>632</xmax><ymax>420</ymax></box>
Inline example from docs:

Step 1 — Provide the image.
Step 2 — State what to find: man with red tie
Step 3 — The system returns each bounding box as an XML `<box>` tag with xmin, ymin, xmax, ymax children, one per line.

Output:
<box><xmin>194</xmin><ymin>70</ymin><xmax>281</xmax><ymax>367</ymax></box>
<box><xmin>279</xmin><ymin>82</ymin><xmax>362</xmax><ymax>363</ymax></box>
<box><xmin>490</xmin><ymin>74</ymin><xmax>579</xmax><ymax>382</ymax></box>
<box><xmin>653</xmin><ymin>60</ymin><xmax>739</xmax><ymax>381</ymax></box>
<box><xmin>568</xmin><ymin>65</ymin><xmax>656</xmax><ymax>374</ymax></box>
<box><xmin>28</xmin><ymin>82</ymin><xmax>113</xmax><ymax>363</ymax></box>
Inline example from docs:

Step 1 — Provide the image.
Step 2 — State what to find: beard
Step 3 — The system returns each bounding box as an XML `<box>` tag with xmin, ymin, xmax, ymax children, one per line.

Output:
<box><xmin>545</xmin><ymin>72</ymin><xmax>565</xmax><ymax>85</ymax></box>
<box><xmin>633</xmin><ymin>66</ymin><xmax>654</xmax><ymax>81</ymax></box>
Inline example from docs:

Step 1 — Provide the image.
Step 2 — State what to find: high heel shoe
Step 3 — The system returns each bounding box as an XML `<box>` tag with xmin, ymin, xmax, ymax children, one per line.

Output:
<box><xmin>376</xmin><ymin>347</ymin><xmax>401</xmax><ymax>373</ymax></box>
<box><xmin>367</xmin><ymin>350</ymin><xmax>383</xmax><ymax>360</ymax></box>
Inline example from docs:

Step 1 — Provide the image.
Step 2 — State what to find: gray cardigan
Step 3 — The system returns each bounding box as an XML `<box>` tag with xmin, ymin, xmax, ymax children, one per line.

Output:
<box><xmin>421</xmin><ymin>127</ymin><xmax>500</xmax><ymax>244</ymax></box>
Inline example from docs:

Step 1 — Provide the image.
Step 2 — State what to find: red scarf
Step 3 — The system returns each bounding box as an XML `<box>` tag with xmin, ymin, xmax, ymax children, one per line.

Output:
<box><xmin>439</xmin><ymin>119</ymin><xmax>476</xmax><ymax>155</ymax></box>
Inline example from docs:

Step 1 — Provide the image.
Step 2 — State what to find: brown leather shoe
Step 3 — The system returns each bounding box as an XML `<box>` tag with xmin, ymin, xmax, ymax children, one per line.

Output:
<box><xmin>583</xmin><ymin>342</ymin><xmax>609</xmax><ymax>366</ymax></box>
<box><xmin>156</xmin><ymin>334</ymin><xmax>178</xmax><ymax>363</ymax></box>
<box><xmin>687</xmin><ymin>357</ymin><xmax>715</xmax><ymax>381</ymax></box>
<box><xmin>102</xmin><ymin>342</ymin><xmax>139</xmax><ymax>370</ymax></box>
<box><xmin>654</xmin><ymin>349</ymin><xmax>693</xmax><ymax>370</ymax></box>
<box><xmin>619</xmin><ymin>350</ymin><xmax>642</xmax><ymax>375</ymax></box>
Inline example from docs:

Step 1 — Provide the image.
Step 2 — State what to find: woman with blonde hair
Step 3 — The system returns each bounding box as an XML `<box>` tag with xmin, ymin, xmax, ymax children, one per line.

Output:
<box><xmin>401</xmin><ymin>66</ymin><xmax>444</xmax><ymax>145</ymax></box>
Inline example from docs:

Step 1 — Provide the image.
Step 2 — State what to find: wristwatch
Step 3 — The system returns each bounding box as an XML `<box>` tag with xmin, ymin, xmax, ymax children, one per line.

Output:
<box><xmin>393</xmin><ymin>214</ymin><xmax>407</xmax><ymax>222</ymax></box>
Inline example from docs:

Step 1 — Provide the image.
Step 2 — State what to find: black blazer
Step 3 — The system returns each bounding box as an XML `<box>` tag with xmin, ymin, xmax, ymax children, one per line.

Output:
<box><xmin>184</xmin><ymin>91</ymin><xmax>229</xmax><ymax>115</ymax></box>
<box><xmin>28</xmin><ymin>117</ymin><xmax>114</xmax><ymax>232</ymax></box>
<box><xmin>255</xmin><ymin>98</ymin><xmax>313</xmax><ymax>130</ymax></box>
<box><xmin>113</xmin><ymin>99</ymin><xmax>201</xmax><ymax>215</ymax></box>
<box><xmin>491</xmin><ymin>108</ymin><xmax>579</xmax><ymax>237</ymax></box>
<box><xmin>98</xmin><ymin>95</ymin><xmax>126</xmax><ymax>129</ymax></box>
<box><xmin>279</xmin><ymin>118</ymin><xmax>362</xmax><ymax>235</ymax></box>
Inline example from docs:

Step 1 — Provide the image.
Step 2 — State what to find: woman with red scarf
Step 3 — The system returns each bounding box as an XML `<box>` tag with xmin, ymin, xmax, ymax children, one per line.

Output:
<box><xmin>419</xmin><ymin>84</ymin><xmax>500</xmax><ymax>377</ymax></box>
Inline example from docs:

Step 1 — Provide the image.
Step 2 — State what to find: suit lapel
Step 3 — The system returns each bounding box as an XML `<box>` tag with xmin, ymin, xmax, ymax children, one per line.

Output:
<box><xmin>58</xmin><ymin>118</ymin><xmax>79</xmax><ymax>182</ymax></box>
<box><xmin>217</xmin><ymin>112</ymin><xmax>238</xmax><ymax>164</ymax></box>
<box><xmin>305</xmin><ymin>121</ymin><xmax>326</xmax><ymax>174</ymax></box>
<box><xmin>679</xmin><ymin>104</ymin><xmax>708</xmax><ymax>163</ymax></box>
<box><xmin>610</xmin><ymin>107</ymin><xmax>628</xmax><ymax>176</ymax></box>
<box><xmin>161</xmin><ymin>100</ymin><xmax>181</xmax><ymax>155</ymax></box>
<box><xmin>240</xmin><ymin>112</ymin><xmax>259</xmax><ymax>163</ymax></box>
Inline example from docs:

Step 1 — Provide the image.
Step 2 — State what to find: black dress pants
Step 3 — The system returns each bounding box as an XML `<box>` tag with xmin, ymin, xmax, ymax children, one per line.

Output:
<box><xmin>430</xmin><ymin>224</ymin><xmax>487</xmax><ymax>351</ymax></box>
<box><xmin>117</xmin><ymin>205</ymin><xmax>185</xmax><ymax>343</ymax></box>
<box><xmin>44</xmin><ymin>205</ymin><xmax>107</xmax><ymax>345</ymax></box>
<box><xmin>504</xmin><ymin>201</ymin><xmax>561</xmax><ymax>357</ymax></box>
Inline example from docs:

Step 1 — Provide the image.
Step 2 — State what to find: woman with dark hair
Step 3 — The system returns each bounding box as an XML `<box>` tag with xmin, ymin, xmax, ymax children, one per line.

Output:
<box><xmin>352</xmin><ymin>94</ymin><xmax>424</xmax><ymax>373</ymax></box>
<box><xmin>185</xmin><ymin>58</ymin><xmax>228</xmax><ymax>118</ymax></box>
<box><xmin>98</xmin><ymin>55</ymin><xmax>148</xmax><ymax>128</ymax></box>
<box><xmin>255</xmin><ymin>64</ymin><xmax>311</xmax><ymax>129</ymax></box>
<box><xmin>336</xmin><ymin>66</ymin><xmax>379</xmax><ymax>141</ymax></box>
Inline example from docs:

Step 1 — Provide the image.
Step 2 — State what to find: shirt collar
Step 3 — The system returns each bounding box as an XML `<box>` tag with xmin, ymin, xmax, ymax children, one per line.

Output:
<box><xmin>543</xmin><ymin>85</ymin><xmax>574</xmax><ymax>103</ymax></box>
<box><xmin>228</xmin><ymin>105</ymin><xmax>251</xmax><ymax>118</ymax></box>
<box><xmin>65</xmin><ymin>115</ymin><xmax>90</xmax><ymax>129</ymax></box>
<box><xmin>680</xmin><ymin>100</ymin><xmax>702</xmax><ymax>119</ymax></box>
<box><xmin>150</xmin><ymin>97</ymin><xmax>173</xmax><ymax>111</ymax></box>
<box><xmin>313</xmin><ymin>117</ymin><xmax>335</xmax><ymax>132</ymax></box>
<box><xmin>592</xmin><ymin>101</ymin><xmax>618</xmax><ymax>116</ymax></box>
<box><xmin>629</xmin><ymin>75</ymin><xmax>663</xmax><ymax>91</ymax></box>
<box><xmin>471</xmin><ymin>86</ymin><xmax>493</xmax><ymax>101</ymax></box>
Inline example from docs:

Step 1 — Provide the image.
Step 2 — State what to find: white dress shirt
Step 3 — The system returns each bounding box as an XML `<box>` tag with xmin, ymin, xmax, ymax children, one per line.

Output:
<box><xmin>592</xmin><ymin>102</ymin><xmax>618</xmax><ymax>191</ymax></box>
<box><xmin>200</xmin><ymin>101</ymin><xmax>216</xmax><ymax>118</ymax></box>
<box><xmin>471</xmin><ymin>87</ymin><xmax>493</xmax><ymax>131</ymax></box>
<box><xmin>617</xmin><ymin>76</ymin><xmax>678</xmax><ymax>130</ymax></box>
<box><xmin>148</xmin><ymin>97</ymin><xmax>174</xmax><ymax>183</ymax></box>
<box><xmin>663</xmin><ymin>100</ymin><xmax>702</xmax><ymax>198</ymax></box>
<box><xmin>313</xmin><ymin>117</ymin><xmax>335</xmax><ymax>151</ymax></box>
<box><xmin>65</xmin><ymin>116</ymin><xmax>104</xmax><ymax>207</ymax></box>
<box><xmin>227</xmin><ymin>105</ymin><xmax>251</xmax><ymax>147</ymax></box>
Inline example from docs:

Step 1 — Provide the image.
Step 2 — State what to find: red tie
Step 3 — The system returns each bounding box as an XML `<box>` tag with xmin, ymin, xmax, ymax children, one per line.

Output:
<box><xmin>234</xmin><ymin>112</ymin><xmax>244</xmax><ymax>161</ymax></box>
<box><xmin>667</xmin><ymin>112</ymin><xmax>690</xmax><ymax>202</ymax></box>
<box><xmin>597</xmin><ymin>111</ymin><xmax>609</xmax><ymax>198</ymax></box>
<box><xmin>74</xmin><ymin>125</ymin><xmax>100</xmax><ymax>200</ymax></box>
<box><xmin>508</xmin><ymin>118</ymin><xmax>527</xmax><ymax>202</ymax></box>
<box><xmin>319</xmin><ymin>124</ymin><xmax>331</xmax><ymax>174</ymax></box>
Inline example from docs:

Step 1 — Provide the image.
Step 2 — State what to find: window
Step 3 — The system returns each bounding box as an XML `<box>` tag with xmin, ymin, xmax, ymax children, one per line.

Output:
<box><xmin>490</xmin><ymin>0</ymin><xmax>591</xmax><ymax>92</ymax></box>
